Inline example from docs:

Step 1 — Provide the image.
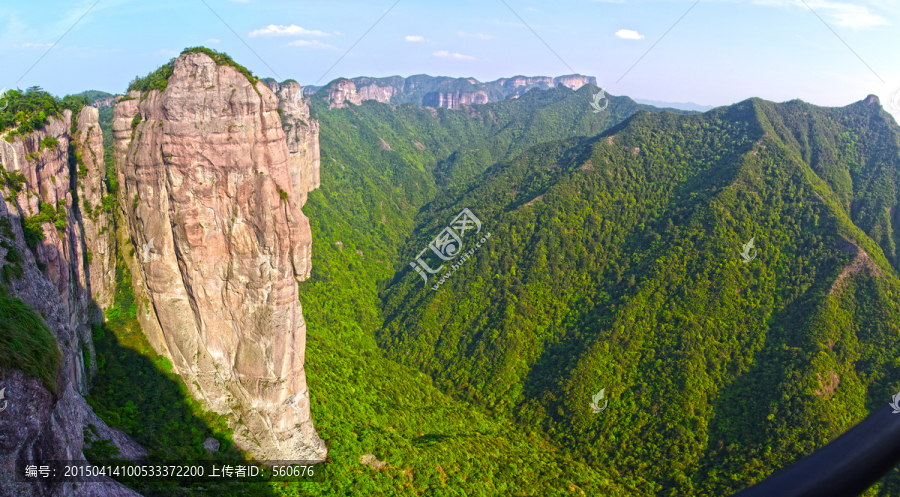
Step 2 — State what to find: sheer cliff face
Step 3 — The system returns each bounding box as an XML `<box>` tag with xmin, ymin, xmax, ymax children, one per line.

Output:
<box><xmin>354</xmin><ymin>83</ymin><xmax>395</xmax><ymax>104</ymax></box>
<box><xmin>495</xmin><ymin>76</ymin><xmax>553</xmax><ymax>89</ymax></box>
<box><xmin>75</xmin><ymin>106</ymin><xmax>116</xmax><ymax>310</ymax></box>
<box><xmin>552</xmin><ymin>74</ymin><xmax>596</xmax><ymax>90</ymax></box>
<box><xmin>325</xmin><ymin>79</ymin><xmax>363</xmax><ymax>109</ymax></box>
<box><xmin>421</xmin><ymin>90</ymin><xmax>490</xmax><ymax>109</ymax></box>
<box><xmin>0</xmin><ymin>113</ymin><xmax>143</xmax><ymax>496</ymax></box>
<box><xmin>266</xmin><ymin>80</ymin><xmax>321</xmax><ymax>207</ymax></box>
<box><xmin>113</xmin><ymin>52</ymin><xmax>325</xmax><ymax>460</ymax></box>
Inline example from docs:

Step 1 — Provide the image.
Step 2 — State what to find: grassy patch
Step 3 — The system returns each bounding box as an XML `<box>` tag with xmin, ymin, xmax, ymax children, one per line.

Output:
<box><xmin>0</xmin><ymin>286</ymin><xmax>61</xmax><ymax>394</ymax></box>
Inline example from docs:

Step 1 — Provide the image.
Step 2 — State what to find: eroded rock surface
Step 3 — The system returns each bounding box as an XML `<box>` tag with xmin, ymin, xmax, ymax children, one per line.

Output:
<box><xmin>113</xmin><ymin>52</ymin><xmax>325</xmax><ymax>461</ymax></box>
<box><xmin>266</xmin><ymin>80</ymin><xmax>321</xmax><ymax>207</ymax></box>
<box><xmin>552</xmin><ymin>74</ymin><xmax>596</xmax><ymax>90</ymax></box>
<box><xmin>75</xmin><ymin>106</ymin><xmax>116</xmax><ymax>310</ymax></box>
<box><xmin>422</xmin><ymin>91</ymin><xmax>489</xmax><ymax>109</ymax></box>
<box><xmin>325</xmin><ymin>79</ymin><xmax>362</xmax><ymax>109</ymax></box>
<box><xmin>0</xmin><ymin>113</ymin><xmax>143</xmax><ymax>496</ymax></box>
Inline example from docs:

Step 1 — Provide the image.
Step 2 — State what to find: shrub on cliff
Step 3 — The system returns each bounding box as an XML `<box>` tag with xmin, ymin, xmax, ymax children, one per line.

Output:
<box><xmin>21</xmin><ymin>201</ymin><xmax>67</xmax><ymax>249</ymax></box>
<box><xmin>127</xmin><ymin>60</ymin><xmax>176</xmax><ymax>94</ymax></box>
<box><xmin>0</xmin><ymin>286</ymin><xmax>62</xmax><ymax>394</ymax></box>
<box><xmin>127</xmin><ymin>47</ymin><xmax>260</xmax><ymax>96</ymax></box>
<box><xmin>182</xmin><ymin>47</ymin><xmax>259</xmax><ymax>87</ymax></box>
<box><xmin>0</xmin><ymin>86</ymin><xmax>88</xmax><ymax>136</ymax></box>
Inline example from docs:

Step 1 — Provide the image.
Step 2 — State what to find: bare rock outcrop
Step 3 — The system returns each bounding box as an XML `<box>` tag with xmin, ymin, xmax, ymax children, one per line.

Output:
<box><xmin>325</xmin><ymin>79</ymin><xmax>362</xmax><ymax>109</ymax></box>
<box><xmin>266</xmin><ymin>80</ymin><xmax>321</xmax><ymax>207</ymax></box>
<box><xmin>422</xmin><ymin>91</ymin><xmax>489</xmax><ymax>110</ymax></box>
<box><xmin>0</xmin><ymin>111</ymin><xmax>100</xmax><ymax>391</ymax></box>
<box><xmin>352</xmin><ymin>77</ymin><xmax>396</xmax><ymax>104</ymax></box>
<box><xmin>114</xmin><ymin>51</ymin><xmax>326</xmax><ymax>461</ymax></box>
<box><xmin>552</xmin><ymin>74</ymin><xmax>597</xmax><ymax>90</ymax></box>
<box><xmin>493</xmin><ymin>76</ymin><xmax>553</xmax><ymax>89</ymax></box>
<box><xmin>74</xmin><ymin>106</ymin><xmax>116</xmax><ymax>309</ymax></box>
<box><xmin>0</xmin><ymin>114</ymin><xmax>143</xmax><ymax>496</ymax></box>
<box><xmin>90</xmin><ymin>97</ymin><xmax>117</xmax><ymax>109</ymax></box>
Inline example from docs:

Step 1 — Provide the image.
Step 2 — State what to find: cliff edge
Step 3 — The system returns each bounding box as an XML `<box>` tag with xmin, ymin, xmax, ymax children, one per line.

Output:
<box><xmin>113</xmin><ymin>51</ymin><xmax>325</xmax><ymax>461</ymax></box>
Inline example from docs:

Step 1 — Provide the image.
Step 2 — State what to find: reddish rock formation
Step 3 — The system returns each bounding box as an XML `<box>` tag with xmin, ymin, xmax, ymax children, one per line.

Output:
<box><xmin>74</xmin><ymin>106</ymin><xmax>116</xmax><ymax>309</ymax></box>
<box><xmin>325</xmin><ymin>79</ymin><xmax>362</xmax><ymax>109</ymax></box>
<box><xmin>113</xmin><ymin>51</ymin><xmax>325</xmax><ymax>461</ymax></box>
<box><xmin>0</xmin><ymin>113</ymin><xmax>143</xmax><ymax>496</ymax></box>
<box><xmin>266</xmin><ymin>80</ymin><xmax>321</xmax><ymax>207</ymax></box>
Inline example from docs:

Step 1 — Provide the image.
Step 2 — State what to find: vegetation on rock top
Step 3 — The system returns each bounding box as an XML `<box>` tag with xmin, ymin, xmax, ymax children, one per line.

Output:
<box><xmin>127</xmin><ymin>47</ymin><xmax>260</xmax><ymax>95</ymax></box>
<box><xmin>0</xmin><ymin>86</ymin><xmax>88</xmax><ymax>136</ymax></box>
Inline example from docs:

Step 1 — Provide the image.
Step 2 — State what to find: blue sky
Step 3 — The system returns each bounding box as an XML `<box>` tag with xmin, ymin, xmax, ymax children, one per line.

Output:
<box><xmin>2</xmin><ymin>0</ymin><xmax>899</xmax><ymax>118</ymax></box>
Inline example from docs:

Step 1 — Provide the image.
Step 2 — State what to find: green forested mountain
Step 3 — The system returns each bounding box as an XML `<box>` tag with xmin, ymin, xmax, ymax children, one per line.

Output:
<box><xmin>293</xmin><ymin>84</ymin><xmax>682</xmax><ymax>495</ymax></box>
<box><xmin>376</xmin><ymin>94</ymin><xmax>900</xmax><ymax>495</ymax></box>
<box><xmin>79</xmin><ymin>60</ymin><xmax>900</xmax><ymax>495</ymax></box>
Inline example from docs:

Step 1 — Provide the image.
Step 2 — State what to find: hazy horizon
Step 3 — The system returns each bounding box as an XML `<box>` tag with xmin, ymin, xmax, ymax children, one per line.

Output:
<box><xmin>2</xmin><ymin>0</ymin><xmax>899</xmax><ymax>118</ymax></box>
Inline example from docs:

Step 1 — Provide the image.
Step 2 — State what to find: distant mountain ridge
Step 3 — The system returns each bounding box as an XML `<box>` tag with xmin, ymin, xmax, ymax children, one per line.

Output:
<box><xmin>633</xmin><ymin>98</ymin><xmax>716</xmax><ymax>112</ymax></box>
<box><xmin>298</xmin><ymin>73</ymin><xmax>598</xmax><ymax>109</ymax></box>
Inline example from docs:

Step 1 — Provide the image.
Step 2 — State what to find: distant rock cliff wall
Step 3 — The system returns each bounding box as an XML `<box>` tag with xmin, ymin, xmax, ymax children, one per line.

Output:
<box><xmin>422</xmin><ymin>91</ymin><xmax>489</xmax><ymax>109</ymax></box>
<box><xmin>325</xmin><ymin>79</ymin><xmax>363</xmax><ymax>109</ymax></box>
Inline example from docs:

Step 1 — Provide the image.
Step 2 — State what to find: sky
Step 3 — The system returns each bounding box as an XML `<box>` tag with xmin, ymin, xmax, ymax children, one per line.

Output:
<box><xmin>1</xmin><ymin>0</ymin><xmax>899</xmax><ymax>119</ymax></box>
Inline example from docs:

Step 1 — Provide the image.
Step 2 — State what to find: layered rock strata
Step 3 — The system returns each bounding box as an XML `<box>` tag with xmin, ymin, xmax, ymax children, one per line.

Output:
<box><xmin>74</xmin><ymin>106</ymin><xmax>116</xmax><ymax>310</ymax></box>
<box><xmin>324</xmin><ymin>79</ymin><xmax>362</xmax><ymax>109</ymax></box>
<box><xmin>265</xmin><ymin>80</ymin><xmax>321</xmax><ymax>207</ymax></box>
<box><xmin>552</xmin><ymin>74</ymin><xmax>596</xmax><ymax>90</ymax></box>
<box><xmin>113</xmin><ymin>52</ymin><xmax>325</xmax><ymax>461</ymax></box>
<box><xmin>422</xmin><ymin>90</ymin><xmax>489</xmax><ymax>109</ymax></box>
<box><xmin>0</xmin><ymin>113</ymin><xmax>143</xmax><ymax>496</ymax></box>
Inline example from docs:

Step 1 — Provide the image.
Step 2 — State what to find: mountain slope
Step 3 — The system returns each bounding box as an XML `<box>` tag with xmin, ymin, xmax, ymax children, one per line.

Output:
<box><xmin>292</xmin><ymin>80</ymin><xmax>684</xmax><ymax>494</ymax></box>
<box><xmin>378</xmin><ymin>96</ymin><xmax>900</xmax><ymax>495</ymax></box>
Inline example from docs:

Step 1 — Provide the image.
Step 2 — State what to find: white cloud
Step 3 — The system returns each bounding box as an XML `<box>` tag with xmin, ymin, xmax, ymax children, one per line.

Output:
<box><xmin>287</xmin><ymin>39</ymin><xmax>337</xmax><ymax>50</ymax></box>
<box><xmin>405</xmin><ymin>35</ymin><xmax>425</xmax><ymax>42</ymax></box>
<box><xmin>433</xmin><ymin>50</ymin><xmax>475</xmax><ymax>60</ymax></box>
<box><xmin>154</xmin><ymin>49</ymin><xmax>179</xmax><ymax>57</ymax></box>
<box><xmin>615</xmin><ymin>29</ymin><xmax>645</xmax><ymax>39</ymax></box>
<box><xmin>754</xmin><ymin>0</ymin><xmax>888</xmax><ymax>29</ymax></box>
<box><xmin>205</xmin><ymin>38</ymin><xmax>221</xmax><ymax>44</ymax></box>
<box><xmin>457</xmin><ymin>31</ymin><xmax>493</xmax><ymax>39</ymax></box>
<box><xmin>231</xmin><ymin>0</ymin><xmax>249</xmax><ymax>3</ymax></box>
<box><xmin>249</xmin><ymin>25</ymin><xmax>331</xmax><ymax>37</ymax></box>
<box><xmin>525</xmin><ymin>7</ymin><xmax>537</xmax><ymax>11</ymax></box>
<box><xmin>16</xmin><ymin>42</ymin><xmax>54</xmax><ymax>49</ymax></box>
